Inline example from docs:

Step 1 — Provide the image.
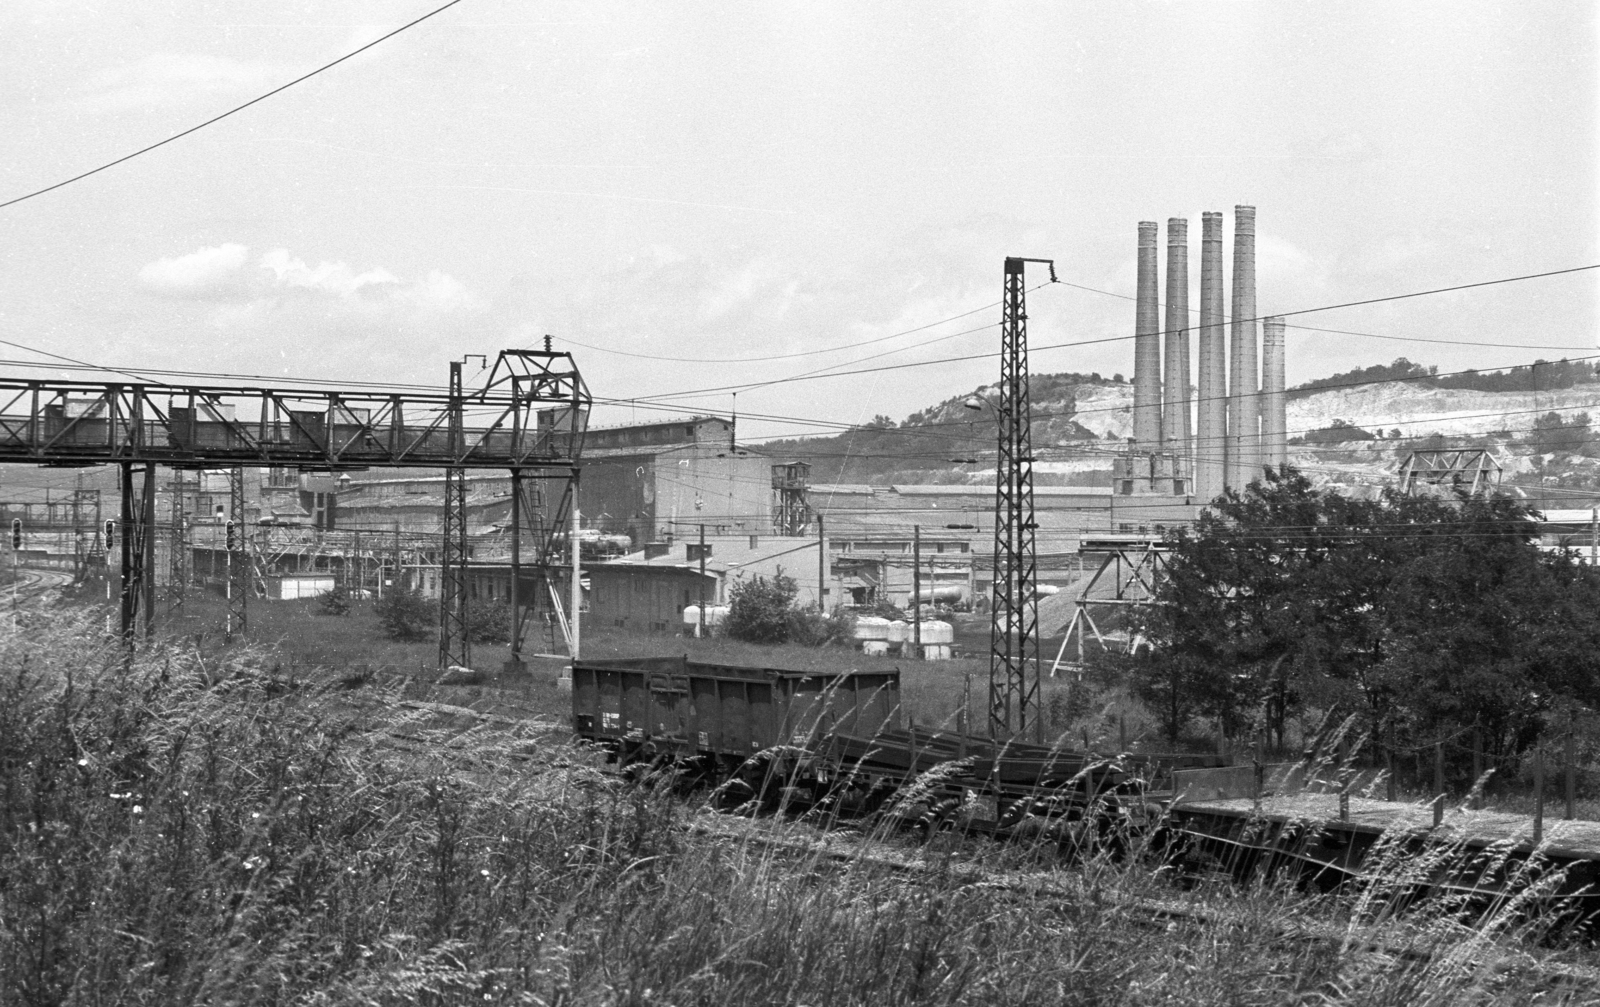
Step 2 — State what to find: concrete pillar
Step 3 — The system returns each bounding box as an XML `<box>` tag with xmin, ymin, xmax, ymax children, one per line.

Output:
<box><xmin>1227</xmin><ymin>205</ymin><xmax>1258</xmax><ymax>491</ymax></box>
<box><xmin>1195</xmin><ymin>211</ymin><xmax>1227</xmax><ymax>500</ymax></box>
<box><xmin>1163</xmin><ymin>218</ymin><xmax>1190</xmax><ymax>477</ymax></box>
<box><xmin>1262</xmin><ymin>316</ymin><xmax>1287</xmax><ymax>471</ymax></box>
<box><xmin>1133</xmin><ymin>221</ymin><xmax>1163</xmax><ymax>450</ymax></box>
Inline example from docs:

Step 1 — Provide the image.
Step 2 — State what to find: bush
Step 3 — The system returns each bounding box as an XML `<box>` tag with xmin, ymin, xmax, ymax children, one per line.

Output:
<box><xmin>723</xmin><ymin>574</ymin><xmax>799</xmax><ymax>644</ymax></box>
<box><xmin>317</xmin><ymin>585</ymin><xmax>351</xmax><ymax>616</ymax></box>
<box><xmin>468</xmin><ymin>598</ymin><xmax>513</xmax><ymax>645</ymax></box>
<box><xmin>785</xmin><ymin>607</ymin><xmax>854</xmax><ymax>647</ymax></box>
<box><xmin>374</xmin><ymin>587</ymin><xmax>433</xmax><ymax>642</ymax></box>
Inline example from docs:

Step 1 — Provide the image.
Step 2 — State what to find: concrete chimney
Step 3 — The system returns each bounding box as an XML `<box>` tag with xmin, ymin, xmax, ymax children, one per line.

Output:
<box><xmin>1133</xmin><ymin>221</ymin><xmax>1163</xmax><ymax>450</ymax></box>
<box><xmin>1195</xmin><ymin>211</ymin><xmax>1227</xmax><ymax>500</ymax></box>
<box><xmin>1163</xmin><ymin>218</ymin><xmax>1190</xmax><ymax>475</ymax></box>
<box><xmin>1262</xmin><ymin>316</ymin><xmax>1287</xmax><ymax>471</ymax></box>
<box><xmin>1227</xmin><ymin>205</ymin><xmax>1258</xmax><ymax>491</ymax></box>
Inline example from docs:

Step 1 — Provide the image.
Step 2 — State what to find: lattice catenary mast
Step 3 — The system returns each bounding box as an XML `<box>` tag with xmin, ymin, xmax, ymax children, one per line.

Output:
<box><xmin>989</xmin><ymin>256</ymin><xmax>1054</xmax><ymax>741</ymax></box>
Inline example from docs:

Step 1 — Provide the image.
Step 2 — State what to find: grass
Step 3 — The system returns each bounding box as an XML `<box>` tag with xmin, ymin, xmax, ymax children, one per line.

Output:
<box><xmin>4</xmin><ymin>611</ymin><xmax>1600</xmax><ymax>1004</ymax></box>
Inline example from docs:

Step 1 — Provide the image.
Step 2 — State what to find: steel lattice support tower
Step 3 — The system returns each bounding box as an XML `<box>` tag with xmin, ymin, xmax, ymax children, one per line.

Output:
<box><xmin>989</xmin><ymin>256</ymin><xmax>1053</xmax><ymax>741</ymax></box>
<box><xmin>226</xmin><ymin>466</ymin><xmax>248</xmax><ymax>639</ymax></box>
<box><xmin>439</xmin><ymin>360</ymin><xmax>472</xmax><ymax>670</ymax></box>
<box><xmin>167</xmin><ymin>470</ymin><xmax>188</xmax><ymax>613</ymax></box>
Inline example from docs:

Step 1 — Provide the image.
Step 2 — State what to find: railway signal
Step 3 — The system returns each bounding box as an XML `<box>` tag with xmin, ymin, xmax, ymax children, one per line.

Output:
<box><xmin>9</xmin><ymin>518</ymin><xmax>19</xmax><ymax>549</ymax></box>
<box><xmin>103</xmin><ymin>519</ymin><xmax>114</xmax><ymax>551</ymax></box>
<box><xmin>225</xmin><ymin>520</ymin><xmax>238</xmax><ymax>552</ymax></box>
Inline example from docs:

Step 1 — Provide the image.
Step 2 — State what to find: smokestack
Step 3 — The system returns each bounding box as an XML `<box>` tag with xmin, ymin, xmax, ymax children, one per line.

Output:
<box><xmin>1227</xmin><ymin>205</ymin><xmax>1258</xmax><ymax>490</ymax></box>
<box><xmin>1163</xmin><ymin>218</ymin><xmax>1190</xmax><ymax>473</ymax></box>
<box><xmin>1195</xmin><ymin>211</ymin><xmax>1227</xmax><ymax>501</ymax></box>
<box><xmin>1133</xmin><ymin>221</ymin><xmax>1163</xmax><ymax>450</ymax></box>
<box><xmin>1262</xmin><ymin>316</ymin><xmax>1287</xmax><ymax>471</ymax></box>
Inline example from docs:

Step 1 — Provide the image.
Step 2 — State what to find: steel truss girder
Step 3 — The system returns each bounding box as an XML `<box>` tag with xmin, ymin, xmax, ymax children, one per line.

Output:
<box><xmin>1398</xmin><ymin>449</ymin><xmax>1502</xmax><ymax>497</ymax></box>
<box><xmin>0</xmin><ymin>353</ymin><xmax>587</xmax><ymax>469</ymax></box>
<box><xmin>118</xmin><ymin>462</ymin><xmax>157</xmax><ymax>644</ymax></box>
<box><xmin>990</xmin><ymin>258</ymin><xmax>1042</xmax><ymax>742</ymax></box>
<box><xmin>1051</xmin><ymin>542</ymin><xmax>1170</xmax><ymax>676</ymax></box>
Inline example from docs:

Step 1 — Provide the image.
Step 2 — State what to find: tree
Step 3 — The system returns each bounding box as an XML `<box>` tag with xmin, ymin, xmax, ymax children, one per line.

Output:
<box><xmin>1136</xmin><ymin>466</ymin><xmax>1600</xmax><ymax>766</ymax></box>
<box><xmin>723</xmin><ymin>574</ymin><xmax>800</xmax><ymax>644</ymax></box>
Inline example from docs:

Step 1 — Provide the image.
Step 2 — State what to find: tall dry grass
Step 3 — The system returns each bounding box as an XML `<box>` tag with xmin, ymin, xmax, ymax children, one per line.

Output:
<box><xmin>1</xmin><ymin>612</ymin><xmax>1593</xmax><ymax>1005</ymax></box>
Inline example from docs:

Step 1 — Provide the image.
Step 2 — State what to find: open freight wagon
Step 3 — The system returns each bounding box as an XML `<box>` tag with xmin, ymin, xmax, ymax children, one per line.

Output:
<box><xmin>571</xmin><ymin>656</ymin><xmax>1218</xmax><ymax>831</ymax></box>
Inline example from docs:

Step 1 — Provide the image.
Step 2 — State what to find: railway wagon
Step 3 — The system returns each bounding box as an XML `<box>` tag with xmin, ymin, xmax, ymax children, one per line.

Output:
<box><xmin>571</xmin><ymin>655</ymin><xmax>901</xmax><ymax>771</ymax></box>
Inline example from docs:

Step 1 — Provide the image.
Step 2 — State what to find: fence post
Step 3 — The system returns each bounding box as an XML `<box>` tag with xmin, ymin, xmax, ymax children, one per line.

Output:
<box><xmin>1433</xmin><ymin>741</ymin><xmax>1444</xmax><ymax>828</ymax></box>
<box><xmin>1385</xmin><ymin>727</ymin><xmax>1396</xmax><ymax>803</ymax></box>
<box><xmin>1471</xmin><ymin>724</ymin><xmax>1483</xmax><ymax>809</ymax></box>
<box><xmin>1534</xmin><ymin>745</ymin><xmax>1545</xmax><ymax>845</ymax></box>
<box><xmin>1566</xmin><ymin>709</ymin><xmax>1576</xmax><ymax>822</ymax></box>
<box><xmin>1338</xmin><ymin>734</ymin><xmax>1350</xmax><ymax>822</ymax></box>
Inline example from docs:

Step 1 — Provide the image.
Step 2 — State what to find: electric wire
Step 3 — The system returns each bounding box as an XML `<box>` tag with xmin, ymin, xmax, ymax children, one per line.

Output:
<box><xmin>0</xmin><ymin>0</ymin><xmax>467</xmax><ymax>211</ymax></box>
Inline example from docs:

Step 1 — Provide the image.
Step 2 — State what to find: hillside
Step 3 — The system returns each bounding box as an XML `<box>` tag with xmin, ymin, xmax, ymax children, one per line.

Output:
<box><xmin>756</xmin><ymin>364</ymin><xmax>1600</xmax><ymax>501</ymax></box>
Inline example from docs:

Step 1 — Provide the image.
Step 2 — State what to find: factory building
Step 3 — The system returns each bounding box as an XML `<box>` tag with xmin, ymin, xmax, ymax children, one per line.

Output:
<box><xmin>1114</xmin><ymin>206</ymin><xmax>1289</xmax><ymax>498</ymax></box>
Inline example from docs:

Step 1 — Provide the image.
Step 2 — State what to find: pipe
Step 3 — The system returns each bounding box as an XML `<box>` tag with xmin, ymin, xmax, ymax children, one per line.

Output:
<box><xmin>1227</xmin><ymin>205</ymin><xmax>1258</xmax><ymax>490</ymax></box>
<box><xmin>1195</xmin><ymin>211</ymin><xmax>1227</xmax><ymax>500</ymax></box>
<box><xmin>1133</xmin><ymin>221</ymin><xmax>1163</xmax><ymax>450</ymax></box>
<box><xmin>1163</xmin><ymin>218</ymin><xmax>1190</xmax><ymax>479</ymax></box>
<box><xmin>1262</xmin><ymin>316</ymin><xmax>1287</xmax><ymax>471</ymax></box>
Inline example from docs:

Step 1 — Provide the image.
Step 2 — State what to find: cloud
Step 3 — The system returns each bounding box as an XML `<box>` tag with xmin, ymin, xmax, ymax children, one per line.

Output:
<box><xmin>81</xmin><ymin>53</ymin><xmax>286</xmax><ymax>112</ymax></box>
<box><xmin>255</xmin><ymin>249</ymin><xmax>482</xmax><ymax>313</ymax></box>
<box><xmin>138</xmin><ymin>243</ymin><xmax>250</xmax><ymax>294</ymax></box>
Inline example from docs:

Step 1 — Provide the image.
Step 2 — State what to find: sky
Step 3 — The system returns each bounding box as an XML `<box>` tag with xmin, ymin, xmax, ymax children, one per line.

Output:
<box><xmin>0</xmin><ymin>1</ymin><xmax>1595</xmax><ymax>445</ymax></box>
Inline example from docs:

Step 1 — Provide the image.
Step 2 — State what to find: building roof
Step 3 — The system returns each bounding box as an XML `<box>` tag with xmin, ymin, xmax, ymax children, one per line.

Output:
<box><xmin>602</xmin><ymin>533</ymin><xmax>821</xmax><ymax>577</ymax></box>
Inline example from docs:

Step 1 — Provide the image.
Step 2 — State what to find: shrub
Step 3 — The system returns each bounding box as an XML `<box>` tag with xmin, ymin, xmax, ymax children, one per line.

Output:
<box><xmin>468</xmin><ymin>598</ymin><xmax>513</xmax><ymax>645</ymax></box>
<box><xmin>317</xmin><ymin>585</ymin><xmax>351</xmax><ymax>616</ymax></box>
<box><xmin>723</xmin><ymin>574</ymin><xmax>799</xmax><ymax>644</ymax></box>
<box><xmin>374</xmin><ymin>587</ymin><xmax>433</xmax><ymax>641</ymax></box>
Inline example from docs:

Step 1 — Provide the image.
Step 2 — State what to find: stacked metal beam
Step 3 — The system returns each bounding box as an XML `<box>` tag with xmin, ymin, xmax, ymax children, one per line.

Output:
<box><xmin>1227</xmin><ymin>205</ymin><xmax>1258</xmax><ymax>491</ymax></box>
<box><xmin>1262</xmin><ymin>315</ymin><xmax>1287</xmax><ymax>471</ymax></box>
<box><xmin>1194</xmin><ymin>211</ymin><xmax>1227</xmax><ymax>500</ymax></box>
<box><xmin>1133</xmin><ymin>222</ymin><xmax>1163</xmax><ymax>449</ymax></box>
<box><xmin>1163</xmin><ymin>218</ymin><xmax>1190</xmax><ymax>465</ymax></box>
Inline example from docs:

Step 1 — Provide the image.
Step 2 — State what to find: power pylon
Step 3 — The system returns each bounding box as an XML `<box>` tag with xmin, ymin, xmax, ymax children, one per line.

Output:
<box><xmin>989</xmin><ymin>256</ymin><xmax>1054</xmax><ymax>742</ymax></box>
<box><xmin>226</xmin><ymin>466</ymin><xmax>248</xmax><ymax>639</ymax></box>
<box><xmin>439</xmin><ymin>359</ymin><xmax>472</xmax><ymax>670</ymax></box>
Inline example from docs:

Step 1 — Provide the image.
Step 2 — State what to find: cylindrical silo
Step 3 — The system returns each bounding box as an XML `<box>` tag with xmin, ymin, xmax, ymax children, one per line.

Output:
<box><xmin>1163</xmin><ymin>218</ymin><xmax>1190</xmax><ymax>475</ymax></box>
<box><xmin>1262</xmin><ymin>316</ymin><xmax>1287</xmax><ymax>471</ymax></box>
<box><xmin>1195</xmin><ymin>211</ymin><xmax>1227</xmax><ymax>501</ymax></box>
<box><xmin>1133</xmin><ymin>222</ymin><xmax>1162</xmax><ymax>450</ymax></box>
<box><xmin>1227</xmin><ymin>205</ymin><xmax>1258</xmax><ymax>491</ymax></box>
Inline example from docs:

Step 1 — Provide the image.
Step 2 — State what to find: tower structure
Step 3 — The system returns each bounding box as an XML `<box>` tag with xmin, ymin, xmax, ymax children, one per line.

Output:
<box><xmin>439</xmin><ymin>359</ymin><xmax>471</xmax><ymax>670</ymax></box>
<box><xmin>1132</xmin><ymin>222</ymin><xmax>1163</xmax><ymax>450</ymax></box>
<box><xmin>1227</xmin><ymin>205</ymin><xmax>1259</xmax><ymax>490</ymax></box>
<box><xmin>1195</xmin><ymin>211</ymin><xmax>1228</xmax><ymax>501</ymax></box>
<box><xmin>989</xmin><ymin>256</ymin><xmax>1053</xmax><ymax>742</ymax></box>
<box><xmin>1262</xmin><ymin>316</ymin><xmax>1288</xmax><ymax>470</ymax></box>
<box><xmin>1163</xmin><ymin>218</ymin><xmax>1191</xmax><ymax>477</ymax></box>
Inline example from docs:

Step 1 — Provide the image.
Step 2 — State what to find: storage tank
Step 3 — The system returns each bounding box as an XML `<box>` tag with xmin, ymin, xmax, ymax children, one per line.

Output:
<box><xmin>886</xmin><ymin>620</ymin><xmax>909</xmax><ymax>645</ymax></box>
<box><xmin>682</xmin><ymin>604</ymin><xmax>730</xmax><ymax>637</ymax></box>
<box><xmin>917</xmin><ymin>620</ymin><xmax>954</xmax><ymax>645</ymax></box>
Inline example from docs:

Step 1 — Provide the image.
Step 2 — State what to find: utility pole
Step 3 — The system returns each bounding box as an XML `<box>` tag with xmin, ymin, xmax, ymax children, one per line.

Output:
<box><xmin>989</xmin><ymin>256</ymin><xmax>1054</xmax><ymax>742</ymax></box>
<box><xmin>816</xmin><ymin>513</ymin><xmax>825</xmax><ymax>612</ymax></box>
<box><xmin>912</xmin><ymin>525</ymin><xmax>921</xmax><ymax>659</ymax></box>
<box><xmin>226</xmin><ymin>467</ymin><xmax>248</xmax><ymax>639</ymax></box>
<box><xmin>698</xmin><ymin>523</ymin><xmax>707</xmax><ymax>637</ymax></box>
<box><xmin>569</xmin><ymin>475</ymin><xmax>581</xmax><ymax>661</ymax></box>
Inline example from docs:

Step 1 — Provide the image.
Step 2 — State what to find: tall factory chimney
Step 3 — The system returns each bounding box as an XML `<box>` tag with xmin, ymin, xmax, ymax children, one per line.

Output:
<box><xmin>1133</xmin><ymin>221</ymin><xmax>1163</xmax><ymax>450</ymax></box>
<box><xmin>1262</xmin><ymin>316</ymin><xmax>1287</xmax><ymax>470</ymax></box>
<box><xmin>1227</xmin><ymin>205</ymin><xmax>1258</xmax><ymax>491</ymax></box>
<box><xmin>1195</xmin><ymin>211</ymin><xmax>1227</xmax><ymax>500</ymax></box>
<box><xmin>1163</xmin><ymin>218</ymin><xmax>1190</xmax><ymax>472</ymax></box>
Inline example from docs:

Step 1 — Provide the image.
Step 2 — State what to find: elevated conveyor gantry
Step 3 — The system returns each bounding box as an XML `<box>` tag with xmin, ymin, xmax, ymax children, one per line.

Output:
<box><xmin>0</xmin><ymin>348</ymin><xmax>588</xmax><ymax>655</ymax></box>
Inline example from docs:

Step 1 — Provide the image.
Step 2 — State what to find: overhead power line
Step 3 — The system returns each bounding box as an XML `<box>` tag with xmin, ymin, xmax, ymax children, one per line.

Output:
<box><xmin>630</xmin><ymin>264</ymin><xmax>1600</xmax><ymax>404</ymax></box>
<box><xmin>0</xmin><ymin>0</ymin><xmax>465</xmax><ymax>211</ymax></box>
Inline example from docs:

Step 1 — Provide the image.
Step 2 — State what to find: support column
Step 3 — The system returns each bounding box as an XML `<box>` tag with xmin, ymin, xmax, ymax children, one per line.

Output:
<box><xmin>119</xmin><ymin>462</ymin><xmax>136</xmax><ymax>645</ymax></box>
<box><xmin>141</xmin><ymin>462</ymin><xmax>156</xmax><ymax>639</ymax></box>
<box><xmin>509</xmin><ymin>468</ymin><xmax>522</xmax><ymax>666</ymax></box>
<box><xmin>226</xmin><ymin>466</ymin><xmax>247</xmax><ymax>639</ymax></box>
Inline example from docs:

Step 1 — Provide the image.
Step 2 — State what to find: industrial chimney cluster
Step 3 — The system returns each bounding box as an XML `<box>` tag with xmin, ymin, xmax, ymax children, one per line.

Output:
<box><xmin>1115</xmin><ymin>205</ymin><xmax>1288</xmax><ymax>498</ymax></box>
